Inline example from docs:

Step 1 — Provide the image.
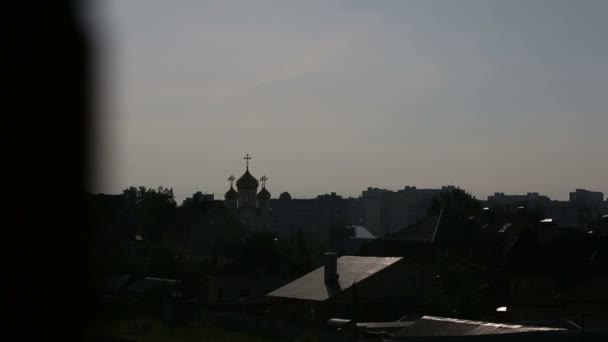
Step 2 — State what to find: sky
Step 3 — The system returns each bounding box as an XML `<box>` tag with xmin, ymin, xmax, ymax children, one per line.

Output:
<box><xmin>91</xmin><ymin>0</ymin><xmax>608</xmax><ymax>202</ymax></box>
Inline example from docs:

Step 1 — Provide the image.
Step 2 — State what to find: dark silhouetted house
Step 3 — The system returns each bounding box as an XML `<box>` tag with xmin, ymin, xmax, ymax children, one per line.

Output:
<box><xmin>360</xmin><ymin>209</ymin><xmax>519</xmax><ymax>269</ymax></box>
<box><xmin>266</xmin><ymin>253</ymin><xmax>429</xmax><ymax>325</ymax></box>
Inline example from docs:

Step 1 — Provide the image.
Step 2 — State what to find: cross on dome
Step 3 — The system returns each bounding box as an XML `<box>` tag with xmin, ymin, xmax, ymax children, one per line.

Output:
<box><xmin>244</xmin><ymin>154</ymin><xmax>251</xmax><ymax>170</ymax></box>
<box><xmin>260</xmin><ymin>175</ymin><xmax>268</xmax><ymax>188</ymax></box>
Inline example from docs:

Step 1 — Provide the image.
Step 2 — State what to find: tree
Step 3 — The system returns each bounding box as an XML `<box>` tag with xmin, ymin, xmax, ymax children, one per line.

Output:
<box><xmin>286</xmin><ymin>228</ymin><xmax>327</xmax><ymax>277</ymax></box>
<box><xmin>420</xmin><ymin>257</ymin><xmax>489</xmax><ymax>318</ymax></box>
<box><xmin>428</xmin><ymin>188</ymin><xmax>482</xmax><ymax>219</ymax></box>
<box><xmin>123</xmin><ymin>186</ymin><xmax>177</xmax><ymax>242</ymax></box>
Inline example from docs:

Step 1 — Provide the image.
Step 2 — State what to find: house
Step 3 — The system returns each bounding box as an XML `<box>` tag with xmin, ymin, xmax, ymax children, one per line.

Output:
<box><xmin>266</xmin><ymin>253</ymin><xmax>429</xmax><ymax>325</ymax></box>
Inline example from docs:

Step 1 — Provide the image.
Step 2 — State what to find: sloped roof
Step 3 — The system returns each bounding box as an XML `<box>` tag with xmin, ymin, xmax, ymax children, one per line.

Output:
<box><xmin>266</xmin><ymin>256</ymin><xmax>402</xmax><ymax>301</ymax></box>
<box><xmin>394</xmin><ymin>316</ymin><xmax>565</xmax><ymax>337</ymax></box>
<box><xmin>386</xmin><ymin>213</ymin><xmax>442</xmax><ymax>242</ymax></box>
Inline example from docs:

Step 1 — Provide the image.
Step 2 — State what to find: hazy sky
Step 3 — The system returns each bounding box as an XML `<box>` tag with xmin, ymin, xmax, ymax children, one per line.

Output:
<box><xmin>93</xmin><ymin>0</ymin><xmax>607</xmax><ymax>202</ymax></box>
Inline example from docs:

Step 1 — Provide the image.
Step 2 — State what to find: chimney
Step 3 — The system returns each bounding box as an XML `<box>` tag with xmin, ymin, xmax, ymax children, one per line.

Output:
<box><xmin>324</xmin><ymin>252</ymin><xmax>339</xmax><ymax>283</ymax></box>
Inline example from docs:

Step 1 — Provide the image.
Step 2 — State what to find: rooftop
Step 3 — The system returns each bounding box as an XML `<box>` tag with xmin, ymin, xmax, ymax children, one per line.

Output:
<box><xmin>386</xmin><ymin>212</ymin><xmax>442</xmax><ymax>242</ymax></box>
<box><xmin>394</xmin><ymin>315</ymin><xmax>565</xmax><ymax>337</ymax></box>
<box><xmin>266</xmin><ymin>256</ymin><xmax>402</xmax><ymax>301</ymax></box>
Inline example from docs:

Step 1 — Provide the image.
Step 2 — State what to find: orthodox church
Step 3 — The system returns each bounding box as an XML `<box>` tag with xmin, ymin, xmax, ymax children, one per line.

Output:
<box><xmin>224</xmin><ymin>154</ymin><xmax>273</xmax><ymax>231</ymax></box>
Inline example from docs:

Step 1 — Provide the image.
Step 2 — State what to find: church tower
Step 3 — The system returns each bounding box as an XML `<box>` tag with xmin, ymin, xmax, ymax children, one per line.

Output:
<box><xmin>236</xmin><ymin>154</ymin><xmax>259</xmax><ymax>209</ymax></box>
<box><xmin>257</xmin><ymin>175</ymin><xmax>271</xmax><ymax>212</ymax></box>
<box><xmin>224</xmin><ymin>175</ymin><xmax>237</xmax><ymax>212</ymax></box>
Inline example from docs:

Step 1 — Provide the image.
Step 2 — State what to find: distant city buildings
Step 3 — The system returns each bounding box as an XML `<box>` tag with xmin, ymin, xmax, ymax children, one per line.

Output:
<box><xmin>486</xmin><ymin>189</ymin><xmax>605</xmax><ymax>229</ymax></box>
<box><xmin>271</xmin><ymin>192</ymin><xmax>356</xmax><ymax>241</ymax></box>
<box><xmin>487</xmin><ymin>192</ymin><xmax>552</xmax><ymax>210</ymax></box>
<box><xmin>570</xmin><ymin>188</ymin><xmax>604</xmax><ymax>207</ymax></box>
<box><xmin>182</xmin><ymin>191</ymin><xmax>214</xmax><ymax>205</ymax></box>
<box><xmin>216</xmin><ymin>155</ymin><xmax>606</xmax><ymax>240</ymax></box>
<box><xmin>361</xmin><ymin>186</ymin><xmax>456</xmax><ymax>238</ymax></box>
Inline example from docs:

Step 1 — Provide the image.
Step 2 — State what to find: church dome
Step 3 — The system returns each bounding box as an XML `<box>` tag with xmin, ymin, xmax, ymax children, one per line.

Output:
<box><xmin>279</xmin><ymin>192</ymin><xmax>292</xmax><ymax>200</ymax></box>
<box><xmin>224</xmin><ymin>186</ymin><xmax>237</xmax><ymax>199</ymax></box>
<box><xmin>257</xmin><ymin>187</ymin><xmax>271</xmax><ymax>200</ymax></box>
<box><xmin>236</xmin><ymin>169</ymin><xmax>259</xmax><ymax>189</ymax></box>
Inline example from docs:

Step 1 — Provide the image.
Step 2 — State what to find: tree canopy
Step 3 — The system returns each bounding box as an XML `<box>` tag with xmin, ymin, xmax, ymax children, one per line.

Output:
<box><xmin>428</xmin><ymin>188</ymin><xmax>482</xmax><ymax>219</ymax></box>
<box><xmin>123</xmin><ymin>186</ymin><xmax>177</xmax><ymax>242</ymax></box>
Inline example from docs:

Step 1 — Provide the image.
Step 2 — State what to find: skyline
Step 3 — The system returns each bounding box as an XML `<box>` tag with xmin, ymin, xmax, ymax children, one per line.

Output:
<box><xmin>91</xmin><ymin>0</ymin><xmax>608</xmax><ymax>202</ymax></box>
<box><xmin>100</xmin><ymin>152</ymin><xmax>606</xmax><ymax>203</ymax></box>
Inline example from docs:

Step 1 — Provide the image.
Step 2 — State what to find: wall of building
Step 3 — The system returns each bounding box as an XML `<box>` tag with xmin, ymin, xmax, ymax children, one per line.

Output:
<box><xmin>362</xmin><ymin>186</ymin><xmax>449</xmax><ymax>238</ymax></box>
<box><xmin>270</xmin><ymin>194</ymin><xmax>353</xmax><ymax>241</ymax></box>
<box><xmin>569</xmin><ymin>189</ymin><xmax>604</xmax><ymax>206</ymax></box>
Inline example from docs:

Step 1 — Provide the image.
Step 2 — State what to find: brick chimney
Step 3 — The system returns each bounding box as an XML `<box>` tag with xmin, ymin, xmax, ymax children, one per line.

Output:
<box><xmin>324</xmin><ymin>252</ymin><xmax>339</xmax><ymax>283</ymax></box>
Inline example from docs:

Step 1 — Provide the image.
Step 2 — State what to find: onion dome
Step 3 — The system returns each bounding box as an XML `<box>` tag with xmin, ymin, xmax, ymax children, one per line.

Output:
<box><xmin>279</xmin><ymin>192</ymin><xmax>292</xmax><ymax>200</ymax></box>
<box><xmin>236</xmin><ymin>169</ymin><xmax>259</xmax><ymax>189</ymax></box>
<box><xmin>224</xmin><ymin>186</ymin><xmax>237</xmax><ymax>199</ymax></box>
<box><xmin>257</xmin><ymin>187</ymin><xmax>271</xmax><ymax>200</ymax></box>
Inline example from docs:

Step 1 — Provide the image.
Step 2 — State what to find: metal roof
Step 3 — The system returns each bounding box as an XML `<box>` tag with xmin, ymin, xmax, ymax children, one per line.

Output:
<box><xmin>266</xmin><ymin>256</ymin><xmax>402</xmax><ymax>301</ymax></box>
<box><xmin>394</xmin><ymin>316</ymin><xmax>565</xmax><ymax>337</ymax></box>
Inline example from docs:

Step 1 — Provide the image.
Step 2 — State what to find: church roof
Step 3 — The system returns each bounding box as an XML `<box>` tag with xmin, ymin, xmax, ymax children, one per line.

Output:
<box><xmin>236</xmin><ymin>169</ymin><xmax>259</xmax><ymax>189</ymax></box>
<box><xmin>257</xmin><ymin>187</ymin><xmax>271</xmax><ymax>200</ymax></box>
<box><xmin>224</xmin><ymin>186</ymin><xmax>237</xmax><ymax>199</ymax></box>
